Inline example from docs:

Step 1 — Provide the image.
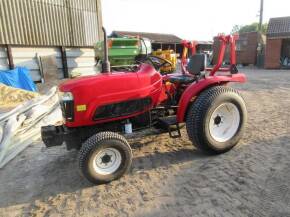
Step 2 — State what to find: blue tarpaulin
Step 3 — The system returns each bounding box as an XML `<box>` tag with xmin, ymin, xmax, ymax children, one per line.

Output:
<box><xmin>0</xmin><ymin>67</ymin><xmax>37</xmax><ymax>92</ymax></box>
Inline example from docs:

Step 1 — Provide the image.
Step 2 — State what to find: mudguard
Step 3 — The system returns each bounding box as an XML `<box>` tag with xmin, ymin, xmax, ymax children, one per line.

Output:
<box><xmin>176</xmin><ymin>73</ymin><xmax>246</xmax><ymax>123</ymax></box>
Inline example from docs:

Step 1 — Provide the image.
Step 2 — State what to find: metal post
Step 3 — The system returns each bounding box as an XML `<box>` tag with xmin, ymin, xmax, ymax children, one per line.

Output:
<box><xmin>6</xmin><ymin>45</ymin><xmax>14</xmax><ymax>70</ymax></box>
<box><xmin>60</xmin><ymin>46</ymin><xmax>69</xmax><ymax>78</ymax></box>
<box><xmin>101</xmin><ymin>27</ymin><xmax>111</xmax><ymax>73</ymax></box>
<box><xmin>257</xmin><ymin>0</ymin><xmax>264</xmax><ymax>66</ymax></box>
<box><xmin>259</xmin><ymin>0</ymin><xmax>264</xmax><ymax>32</ymax></box>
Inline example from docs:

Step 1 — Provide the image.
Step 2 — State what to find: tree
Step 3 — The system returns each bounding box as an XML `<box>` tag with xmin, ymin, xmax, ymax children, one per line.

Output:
<box><xmin>231</xmin><ymin>22</ymin><xmax>268</xmax><ymax>34</ymax></box>
<box><xmin>231</xmin><ymin>25</ymin><xmax>242</xmax><ymax>34</ymax></box>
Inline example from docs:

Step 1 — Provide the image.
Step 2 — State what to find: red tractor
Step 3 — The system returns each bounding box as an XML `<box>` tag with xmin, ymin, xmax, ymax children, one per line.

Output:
<box><xmin>42</xmin><ymin>28</ymin><xmax>247</xmax><ymax>184</ymax></box>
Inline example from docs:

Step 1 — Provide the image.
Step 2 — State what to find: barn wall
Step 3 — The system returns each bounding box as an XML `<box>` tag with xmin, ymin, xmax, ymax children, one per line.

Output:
<box><xmin>236</xmin><ymin>32</ymin><xmax>259</xmax><ymax>65</ymax></box>
<box><xmin>0</xmin><ymin>46</ymin><xmax>98</xmax><ymax>82</ymax></box>
<box><xmin>66</xmin><ymin>48</ymin><xmax>98</xmax><ymax>76</ymax></box>
<box><xmin>0</xmin><ymin>0</ymin><xmax>102</xmax><ymax>47</ymax></box>
<box><xmin>11</xmin><ymin>47</ymin><xmax>63</xmax><ymax>81</ymax></box>
<box><xmin>0</xmin><ymin>47</ymin><xmax>8</xmax><ymax>70</ymax></box>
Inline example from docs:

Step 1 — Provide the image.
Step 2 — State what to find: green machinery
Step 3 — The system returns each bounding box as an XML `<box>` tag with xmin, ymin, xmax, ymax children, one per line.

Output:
<box><xmin>95</xmin><ymin>37</ymin><xmax>152</xmax><ymax>68</ymax></box>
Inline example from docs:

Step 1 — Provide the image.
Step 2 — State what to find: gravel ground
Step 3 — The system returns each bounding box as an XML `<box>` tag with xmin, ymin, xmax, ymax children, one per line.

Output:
<box><xmin>1</xmin><ymin>68</ymin><xmax>290</xmax><ymax>217</ymax></box>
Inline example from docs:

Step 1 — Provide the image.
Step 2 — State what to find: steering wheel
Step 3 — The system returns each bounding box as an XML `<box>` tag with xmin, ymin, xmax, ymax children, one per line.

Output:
<box><xmin>147</xmin><ymin>55</ymin><xmax>173</xmax><ymax>71</ymax></box>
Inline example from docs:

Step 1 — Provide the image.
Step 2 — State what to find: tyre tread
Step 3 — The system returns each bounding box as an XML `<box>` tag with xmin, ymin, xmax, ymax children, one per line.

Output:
<box><xmin>186</xmin><ymin>86</ymin><xmax>245</xmax><ymax>154</ymax></box>
<box><xmin>79</xmin><ymin>131</ymin><xmax>132</xmax><ymax>184</ymax></box>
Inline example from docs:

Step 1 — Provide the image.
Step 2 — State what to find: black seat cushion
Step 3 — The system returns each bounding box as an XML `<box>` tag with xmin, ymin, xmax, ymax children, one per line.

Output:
<box><xmin>168</xmin><ymin>74</ymin><xmax>195</xmax><ymax>84</ymax></box>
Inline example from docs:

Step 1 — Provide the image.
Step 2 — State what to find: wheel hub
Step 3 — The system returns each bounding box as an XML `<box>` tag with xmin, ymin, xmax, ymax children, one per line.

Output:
<box><xmin>209</xmin><ymin>103</ymin><xmax>240</xmax><ymax>143</ymax></box>
<box><xmin>214</xmin><ymin>115</ymin><xmax>222</xmax><ymax>125</ymax></box>
<box><xmin>101</xmin><ymin>154</ymin><xmax>112</xmax><ymax>164</ymax></box>
<box><xmin>93</xmin><ymin>148</ymin><xmax>122</xmax><ymax>175</ymax></box>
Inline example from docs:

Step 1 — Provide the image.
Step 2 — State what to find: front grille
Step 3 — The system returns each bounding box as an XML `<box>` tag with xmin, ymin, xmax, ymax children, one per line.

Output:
<box><xmin>93</xmin><ymin>97</ymin><xmax>152</xmax><ymax>120</ymax></box>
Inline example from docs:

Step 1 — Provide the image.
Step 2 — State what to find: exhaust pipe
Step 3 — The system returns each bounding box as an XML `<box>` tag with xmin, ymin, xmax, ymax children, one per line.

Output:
<box><xmin>101</xmin><ymin>27</ymin><xmax>111</xmax><ymax>73</ymax></box>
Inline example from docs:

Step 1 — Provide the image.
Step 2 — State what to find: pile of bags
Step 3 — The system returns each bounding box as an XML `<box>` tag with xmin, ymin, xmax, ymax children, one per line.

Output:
<box><xmin>0</xmin><ymin>86</ymin><xmax>62</xmax><ymax>168</ymax></box>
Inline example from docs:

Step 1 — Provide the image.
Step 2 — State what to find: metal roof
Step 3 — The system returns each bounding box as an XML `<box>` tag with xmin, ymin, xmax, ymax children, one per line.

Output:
<box><xmin>112</xmin><ymin>31</ymin><xmax>182</xmax><ymax>43</ymax></box>
<box><xmin>267</xmin><ymin>16</ymin><xmax>290</xmax><ymax>39</ymax></box>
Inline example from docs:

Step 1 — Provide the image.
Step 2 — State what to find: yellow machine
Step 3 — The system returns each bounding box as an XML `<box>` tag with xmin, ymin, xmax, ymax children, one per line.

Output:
<box><xmin>152</xmin><ymin>49</ymin><xmax>178</xmax><ymax>73</ymax></box>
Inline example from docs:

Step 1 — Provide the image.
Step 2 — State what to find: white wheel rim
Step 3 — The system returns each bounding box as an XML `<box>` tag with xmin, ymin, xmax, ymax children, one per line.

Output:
<box><xmin>209</xmin><ymin>103</ymin><xmax>240</xmax><ymax>143</ymax></box>
<box><xmin>93</xmin><ymin>148</ymin><xmax>122</xmax><ymax>175</ymax></box>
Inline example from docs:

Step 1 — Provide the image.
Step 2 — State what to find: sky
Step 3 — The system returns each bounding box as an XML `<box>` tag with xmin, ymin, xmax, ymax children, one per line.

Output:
<box><xmin>101</xmin><ymin>0</ymin><xmax>290</xmax><ymax>41</ymax></box>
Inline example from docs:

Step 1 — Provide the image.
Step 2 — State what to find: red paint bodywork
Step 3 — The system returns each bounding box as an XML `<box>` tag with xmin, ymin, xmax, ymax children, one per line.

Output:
<box><xmin>209</xmin><ymin>35</ymin><xmax>239</xmax><ymax>76</ymax></box>
<box><xmin>176</xmin><ymin>73</ymin><xmax>246</xmax><ymax>123</ymax></box>
<box><xmin>60</xmin><ymin>64</ymin><xmax>164</xmax><ymax>127</ymax></box>
<box><xmin>175</xmin><ymin>34</ymin><xmax>245</xmax><ymax>122</ymax></box>
<box><xmin>59</xmin><ymin>34</ymin><xmax>245</xmax><ymax>128</ymax></box>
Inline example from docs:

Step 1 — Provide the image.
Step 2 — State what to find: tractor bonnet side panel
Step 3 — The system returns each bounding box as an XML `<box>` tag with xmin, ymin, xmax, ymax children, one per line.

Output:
<box><xmin>60</xmin><ymin>64</ymin><xmax>164</xmax><ymax>127</ymax></box>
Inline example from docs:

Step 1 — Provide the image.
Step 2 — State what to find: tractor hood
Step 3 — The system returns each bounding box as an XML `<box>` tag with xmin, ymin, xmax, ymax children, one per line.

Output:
<box><xmin>59</xmin><ymin>72</ymin><xmax>123</xmax><ymax>93</ymax></box>
<box><xmin>59</xmin><ymin>64</ymin><xmax>164</xmax><ymax>127</ymax></box>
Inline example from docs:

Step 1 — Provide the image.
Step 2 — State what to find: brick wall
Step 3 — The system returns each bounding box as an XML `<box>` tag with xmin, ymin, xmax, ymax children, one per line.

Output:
<box><xmin>212</xmin><ymin>38</ymin><xmax>230</xmax><ymax>64</ymax></box>
<box><xmin>265</xmin><ymin>38</ymin><xmax>282</xmax><ymax>69</ymax></box>
<box><xmin>236</xmin><ymin>32</ymin><xmax>259</xmax><ymax>65</ymax></box>
<box><xmin>212</xmin><ymin>32</ymin><xmax>261</xmax><ymax>65</ymax></box>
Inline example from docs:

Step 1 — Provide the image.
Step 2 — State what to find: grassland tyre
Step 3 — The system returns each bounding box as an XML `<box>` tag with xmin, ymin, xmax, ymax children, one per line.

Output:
<box><xmin>79</xmin><ymin>131</ymin><xmax>132</xmax><ymax>184</ymax></box>
<box><xmin>186</xmin><ymin>86</ymin><xmax>247</xmax><ymax>154</ymax></box>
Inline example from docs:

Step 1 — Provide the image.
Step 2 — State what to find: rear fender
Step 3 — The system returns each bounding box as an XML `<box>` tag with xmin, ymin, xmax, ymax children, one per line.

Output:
<box><xmin>176</xmin><ymin>74</ymin><xmax>246</xmax><ymax>123</ymax></box>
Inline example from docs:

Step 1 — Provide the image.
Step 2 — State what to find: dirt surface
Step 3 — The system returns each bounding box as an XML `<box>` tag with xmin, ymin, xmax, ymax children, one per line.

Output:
<box><xmin>1</xmin><ymin>68</ymin><xmax>290</xmax><ymax>217</ymax></box>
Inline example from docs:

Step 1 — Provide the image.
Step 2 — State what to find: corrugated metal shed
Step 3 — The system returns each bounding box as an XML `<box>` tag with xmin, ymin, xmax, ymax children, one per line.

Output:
<box><xmin>0</xmin><ymin>45</ymin><xmax>98</xmax><ymax>81</ymax></box>
<box><xmin>0</xmin><ymin>0</ymin><xmax>102</xmax><ymax>47</ymax></box>
<box><xmin>66</xmin><ymin>48</ymin><xmax>99</xmax><ymax>76</ymax></box>
<box><xmin>12</xmin><ymin>47</ymin><xmax>63</xmax><ymax>81</ymax></box>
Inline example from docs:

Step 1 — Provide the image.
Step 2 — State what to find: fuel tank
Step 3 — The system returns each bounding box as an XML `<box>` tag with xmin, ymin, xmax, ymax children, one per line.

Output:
<box><xmin>59</xmin><ymin>64</ymin><xmax>164</xmax><ymax>127</ymax></box>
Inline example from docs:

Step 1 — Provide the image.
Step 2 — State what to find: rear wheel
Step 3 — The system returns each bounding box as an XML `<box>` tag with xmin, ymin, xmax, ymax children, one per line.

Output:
<box><xmin>79</xmin><ymin>131</ymin><xmax>132</xmax><ymax>184</ymax></box>
<box><xmin>186</xmin><ymin>86</ymin><xmax>247</xmax><ymax>154</ymax></box>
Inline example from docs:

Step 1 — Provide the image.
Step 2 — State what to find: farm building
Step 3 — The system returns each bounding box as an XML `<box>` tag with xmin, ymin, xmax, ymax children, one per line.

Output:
<box><xmin>265</xmin><ymin>16</ymin><xmax>290</xmax><ymax>69</ymax></box>
<box><xmin>195</xmin><ymin>41</ymin><xmax>213</xmax><ymax>54</ymax></box>
<box><xmin>111</xmin><ymin>31</ymin><xmax>212</xmax><ymax>57</ymax></box>
<box><xmin>0</xmin><ymin>0</ymin><xmax>103</xmax><ymax>82</ymax></box>
<box><xmin>212</xmin><ymin>32</ymin><xmax>265</xmax><ymax>66</ymax></box>
<box><xmin>111</xmin><ymin>31</ymin><xmax>184</xmax><ymax>56</ymax></box>
<box><xmin>236</xmin><ymin>32</ymin><xmax>265</xmax><ymax>66</ymax></box>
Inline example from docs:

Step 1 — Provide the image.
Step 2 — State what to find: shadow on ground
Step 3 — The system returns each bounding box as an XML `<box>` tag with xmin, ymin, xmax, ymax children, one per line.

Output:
<box><xmin>0</xmin><ymin>141</ymin><xmax>205</xmax><ymax>209</ymax></box>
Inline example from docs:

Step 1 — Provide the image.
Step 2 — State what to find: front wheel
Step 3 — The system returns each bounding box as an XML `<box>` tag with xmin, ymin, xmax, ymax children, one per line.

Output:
<box><xmin>79</xmin><ymin>132</ymin><xmax>132</xmax><ymax>184</ymax></box>
<box><xmin>186</xmin><ymin>86</ymin><xmax>247</xmax><ymax>154</ymax></box>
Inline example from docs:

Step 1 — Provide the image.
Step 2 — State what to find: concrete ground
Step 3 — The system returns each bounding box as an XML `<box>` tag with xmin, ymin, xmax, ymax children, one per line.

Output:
<box><xmin>1</xmin><ymin>68</ymin><xmax>290</xmax><ymax>217</ymax></box>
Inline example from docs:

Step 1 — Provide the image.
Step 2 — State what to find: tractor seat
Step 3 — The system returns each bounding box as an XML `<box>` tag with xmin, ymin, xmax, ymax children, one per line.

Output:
<box><xmin>168</xmin><ymin>74</ymin><xmax>196</xmax><ymax>84</ymax></box>
<box><xmin>168</xmin><ymin>54</ymin><xmax>207</xmax><ymax>84</ymax></box>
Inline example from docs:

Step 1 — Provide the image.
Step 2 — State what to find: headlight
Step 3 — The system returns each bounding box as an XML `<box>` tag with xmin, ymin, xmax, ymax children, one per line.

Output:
<box><xmin>58</xmin><ymin>91</ymin><xmax>74</xmax><ymax>122</ymax></box>
<box><xmin>59</xmin><ymin>92</ymin><xmax>74</xmax><ymax>101</ymax></box>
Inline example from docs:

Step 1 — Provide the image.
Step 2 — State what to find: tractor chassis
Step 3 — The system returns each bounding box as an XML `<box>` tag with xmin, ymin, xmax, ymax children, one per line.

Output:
<box><xmin>41</xmin><ymin>31</ymin><xmax>247</xmax><ymax>184</ymax></box>
<box><xmin>41</xmin><ymin>106</ymin><xmax>182</xmax><ymax>151</ymax></box>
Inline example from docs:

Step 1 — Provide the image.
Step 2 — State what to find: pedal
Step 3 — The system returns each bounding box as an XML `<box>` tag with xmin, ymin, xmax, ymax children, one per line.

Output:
<box><xmin>156</xmin><ymin>116</ymin><xmax>181</xmax><ymax>138</ymax></box>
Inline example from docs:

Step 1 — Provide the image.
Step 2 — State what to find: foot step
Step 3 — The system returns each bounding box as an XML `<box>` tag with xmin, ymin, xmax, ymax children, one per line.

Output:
<box><xmin>156</xmin><ymin>116</ymin><xmax>181</xmax><ymax>138</ymax></box>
